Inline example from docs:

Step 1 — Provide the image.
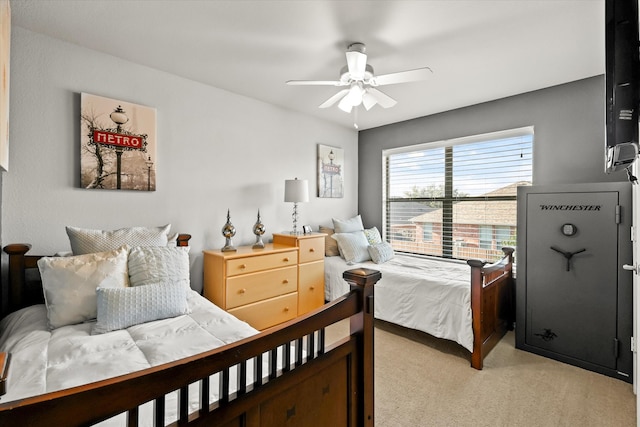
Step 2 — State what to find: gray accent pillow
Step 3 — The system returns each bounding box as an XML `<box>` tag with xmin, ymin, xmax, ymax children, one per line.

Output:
<box><xmin>332</xmin><ymin>215</ymin><xmax>364</xmax><ymax>233</ymax></box>
<box><xmin>66</xmin><ymin>224</ymin><xmax>172</xmax><ymax>255</ymax></box>
<box><xmin>331</xmin><ymin>231</ymin><xmax>371</xmax><ymax>264</ymax></box>
<box><xmin>92</xmin><ymin>283</ymin><xmax>190</xmax><ymax>334</ymax></box>
<box><xmin>368</xmin><ymin>242</ymin><xmax>395</xmax><ymax>264</ymax></box>
<box><xmin>128</xmin><ymin>245</ymin><xmax>191</xmax><ymax>288</ymax></box>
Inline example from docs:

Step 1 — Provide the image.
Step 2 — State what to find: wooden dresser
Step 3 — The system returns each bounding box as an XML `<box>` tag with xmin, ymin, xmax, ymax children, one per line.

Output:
<box><xmin>203</xmin><ymin>233</ymin><xmax>325</xmax><ymax>330</ymax></box>
<box><xmin>272</xmin><ymin>233</ymin><xmax>325</xmax><ymax>316</ymax></box>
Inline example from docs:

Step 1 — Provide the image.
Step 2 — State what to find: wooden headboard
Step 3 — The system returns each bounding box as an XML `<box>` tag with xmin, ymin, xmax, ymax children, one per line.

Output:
<box><xmin>1</xmin><ymin>234</ymin><xmax>192</xmax><ymax>319</ymax></box>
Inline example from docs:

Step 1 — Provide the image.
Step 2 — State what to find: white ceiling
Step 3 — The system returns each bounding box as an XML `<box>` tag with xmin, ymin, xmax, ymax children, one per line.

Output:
<box><xmin>9</xmin><ymin>0</ymin><xmax>605</xmax><ymax>131</ymax></box>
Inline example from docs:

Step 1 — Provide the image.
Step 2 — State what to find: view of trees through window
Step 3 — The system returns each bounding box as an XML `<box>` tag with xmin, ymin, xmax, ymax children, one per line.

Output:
<box><xmin>384</xmin><ymin>128</ymin><xmax>533</xmax><ymax>261</ymax></box>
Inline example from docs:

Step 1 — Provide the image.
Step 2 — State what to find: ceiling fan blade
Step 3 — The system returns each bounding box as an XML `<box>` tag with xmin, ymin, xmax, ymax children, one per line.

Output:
<box><xmin>346</xmin><ymin>50</ymin><xmax>367</xmax><ymax>80</ymax></box>
<box><xmin>319</xmin><ymin>89</ymin><xmax>350</xmax><ymax>108</ymax></box>
<box><xmin>367</xmin><ymin>88</ymin><xmax>397</xmax><ymax>108</ymax></box>
<box><xmin>338</xmin><ymin>95</ymin><xmax>354</xmax><ymax>113</ymax></box>
<box><xmin>362</xmin><ymin>90</ymin><xmax>378</xmax><ymax>111</ymax></box>
<box><xmin>370</xmin><ymin>67</ymin><xmax>433</xmax><ymax>86</ymax></box>
<box><xmin>286</xmin><ymin>80</ymin><xmax>344</xmax><ymax>86</ymax></box>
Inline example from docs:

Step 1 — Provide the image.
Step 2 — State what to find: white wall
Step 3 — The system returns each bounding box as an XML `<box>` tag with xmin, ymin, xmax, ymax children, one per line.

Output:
<box><xmin>3</xmin><ymin>27</ymin><xmax>358</xmax><ymax>292</ymax></box>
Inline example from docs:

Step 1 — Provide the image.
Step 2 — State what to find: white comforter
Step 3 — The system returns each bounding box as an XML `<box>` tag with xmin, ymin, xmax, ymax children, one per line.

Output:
<box><xmin>325</xmin><ymin>254</ymin><xmax>473</xmax><ymax>352</ymax></box>
<box><xmin>0</xmin><ymin>290</ymin><xmax>259</xmax><ymax>425</ymax></box>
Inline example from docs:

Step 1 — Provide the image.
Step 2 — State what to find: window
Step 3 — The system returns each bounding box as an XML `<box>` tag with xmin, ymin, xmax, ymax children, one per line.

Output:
<box><xmin>383</xmin><ymin>127</ymin><xmax>533</xmax><ymax>261</ymax></box>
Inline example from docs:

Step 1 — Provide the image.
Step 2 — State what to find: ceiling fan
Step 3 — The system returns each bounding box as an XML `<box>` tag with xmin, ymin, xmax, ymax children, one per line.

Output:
<box><xmin>286</xmin><ymin>42</ymin><xmax>433</xmax><ymax>114</ymax></box>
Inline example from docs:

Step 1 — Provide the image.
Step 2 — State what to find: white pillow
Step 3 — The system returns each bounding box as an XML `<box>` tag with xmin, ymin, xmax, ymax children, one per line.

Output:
<box><xmin>37</xmin><ymin>246</ymin><xmax>129</xmax><ymax>329</ymax></box>
<box><xmin>92</xmin><ymin>283</ymin><xmax>190</xmax><ymax>334</ymax></box>
<box><xmin>66</xmin><ymin>224</ymin><xmax>172</xmax><ymax>255</ymax></box>
<box><xmin>331</xmin><ymin>231</ymin><xmax>371</xmax><ymax>264</ymax></box>
<box><xmin>128</xmin><ymin>246</ymin><xmax>191</xmax><ymax>288</ymax></box>
<box><xmin>332</xmin><ymin>215</ymin><xmax>364</xmax><ymax>233</ymax></box>
<box><xmin>364</xmin><ymin>227</ymin><xmax>383</xmax><ymax>245</ymax></box>
<box><xmin>368</xmin><ymin>242</ymin><xmax>395</xmax><ymax>264</ymax></box>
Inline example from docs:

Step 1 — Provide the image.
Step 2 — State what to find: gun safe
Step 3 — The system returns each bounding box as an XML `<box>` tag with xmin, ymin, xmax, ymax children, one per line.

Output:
<box><xmin>516</xmin><ymin>182</ymin><xmax>632</xmax><ymax>382</ymax></box>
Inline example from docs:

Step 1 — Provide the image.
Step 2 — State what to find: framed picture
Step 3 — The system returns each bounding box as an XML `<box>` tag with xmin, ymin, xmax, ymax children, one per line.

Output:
<box><xmin>302</xmin><ymin>225</ymin><xmax>313</xmax><ymax>234</ymax></box>
<box><xmin>317</xmin><ymin>144</ymin><xmax>344</xmax><ymax>198</ymax></box>
<box><xmin>0</xmin><ymin>0</ymin><xmax>11</xmax><ymax>171</ymax></box>
<box><xmin>80</xmin><ymin>93</ymin><xmax>157</xmax><ymax>191</ymax></box>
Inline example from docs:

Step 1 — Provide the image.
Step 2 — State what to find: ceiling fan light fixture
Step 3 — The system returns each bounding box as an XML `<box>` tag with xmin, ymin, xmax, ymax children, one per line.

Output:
<box><xmin>346</xmin><ymin>83</ymin><xmax>364</xmax><ymax>106</ymax></box>
<box><xmin>362</xmin><ymin>90</ymin><xmax>377</xmax><ymax>111</ymax></box>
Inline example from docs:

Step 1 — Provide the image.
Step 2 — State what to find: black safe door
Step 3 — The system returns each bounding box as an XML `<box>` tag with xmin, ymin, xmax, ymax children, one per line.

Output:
<box><xmin>525</xmin><ymin>191</ymin><xmax>619</xmax><ymax>369</ymax></box>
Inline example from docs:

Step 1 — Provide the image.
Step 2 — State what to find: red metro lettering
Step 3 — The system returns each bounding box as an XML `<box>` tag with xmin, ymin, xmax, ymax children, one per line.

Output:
<box><xmin>93</xmin><ymin>130</ymin><xmax>142</xmax><ymax>149</ymax></box>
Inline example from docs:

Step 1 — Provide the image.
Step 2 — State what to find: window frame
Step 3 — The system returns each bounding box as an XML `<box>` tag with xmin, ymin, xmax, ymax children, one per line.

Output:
<box><xmin>382</xmin><ymin>126</ymin><xmax>533</xmax><ymax>261</ymax></box>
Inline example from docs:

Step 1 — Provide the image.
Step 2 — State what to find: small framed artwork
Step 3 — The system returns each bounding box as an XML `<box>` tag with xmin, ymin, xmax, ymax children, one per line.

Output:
<box><xmin>303</xmin><ymin>225</ymin><xmax>313</xmax><ymax>234</ymax></box>
<box><xmin>317</xmin><ymin>144</ymin><xmax>344</xmax><ymax>198</ymax></box>
<box><xmin>80</xmin><ymin>93</ymin><xmax>157</xmax><ymax>191</ymax></box>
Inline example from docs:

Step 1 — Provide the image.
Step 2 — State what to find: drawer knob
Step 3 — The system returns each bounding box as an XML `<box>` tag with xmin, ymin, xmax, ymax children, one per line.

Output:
<box><xmin>282</xmin><ymin>279</ymin><xmax>289</xmax><ymax>284</ymax></box>
<box><xmin>309</xmin><ymin>248</ymin><xmax>315</xmax><ymax>252</ymax></box>
<box><xmin>239</xmin><ymin>288</ymin><xmax>246</xmax><ymax>294</ymax></box>
<box><xmin>239</xmin><ymin>264</ymin><xmax>247</xmax><ymax>269</ymax></box>
<box><xmin>309</xmin><ymin>286</ymin><xmax>315</xmax><ymax>290</ymax></box>
<box><xmin>283</xmin><ymin>257</ymin><xmax>289</xmax><ymax>262</ymax></box>
<box><xmin>284</xmin><ymin>307</ymin><xmax>289</xmax><ymax>312</ymax></box>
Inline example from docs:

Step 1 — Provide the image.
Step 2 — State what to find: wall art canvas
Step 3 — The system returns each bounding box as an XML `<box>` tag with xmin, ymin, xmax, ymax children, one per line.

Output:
<box><xmin>0</xmin><ymin>0</ymin><xmax>11</xmax><ymax>171</ymax></box>
<box><xmin>80</xmin><ymin>93</ymin><xmax>157</xmax><ymax>191</ymax></box>
<box><xmin>317</xmin><ymin>144</ymin><xmax>344</xmax><ymax>198</ymax></box>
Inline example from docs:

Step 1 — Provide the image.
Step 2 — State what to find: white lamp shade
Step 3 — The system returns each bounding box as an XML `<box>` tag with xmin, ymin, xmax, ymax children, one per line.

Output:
<box><xmin>284</xmin><ymin>178</ymin><xmax>309</xmax><ymax>203</ymax></box>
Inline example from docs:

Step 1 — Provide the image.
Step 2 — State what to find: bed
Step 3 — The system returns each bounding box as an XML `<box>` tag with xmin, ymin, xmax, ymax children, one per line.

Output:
<box><xmin>323</xmin><ymin>219</ymin><xmax>513</xmax><ymax>370</ymax></box>
<box><xmin>0</xmin><ymin>226</ymin><xmax>380</xmax><ymax>426</ymax></box>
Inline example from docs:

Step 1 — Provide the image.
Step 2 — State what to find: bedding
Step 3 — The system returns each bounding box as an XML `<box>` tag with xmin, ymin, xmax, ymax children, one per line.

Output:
<box><xmin>325</xmin><ymin>253</ymin><xmax>474</xmax><ymax>352</ymax></box>
<box><xmin>0</xmin><ymin>290</ymin><xmax>259</xmax><ymax>425</ymax></box>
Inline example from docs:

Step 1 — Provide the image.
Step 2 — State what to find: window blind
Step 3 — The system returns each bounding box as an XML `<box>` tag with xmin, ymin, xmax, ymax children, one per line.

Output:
<box><xmin>384</xmin><ymin>127</ymin><xmax>533</xmax><ymax>261</ymax></box>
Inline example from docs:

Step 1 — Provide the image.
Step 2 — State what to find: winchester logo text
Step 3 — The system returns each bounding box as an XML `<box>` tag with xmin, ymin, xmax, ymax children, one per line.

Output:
<box><xmin>539</xmin><ymin>205</ymin><xmax>601</xmax><ymax>211</ymax></box>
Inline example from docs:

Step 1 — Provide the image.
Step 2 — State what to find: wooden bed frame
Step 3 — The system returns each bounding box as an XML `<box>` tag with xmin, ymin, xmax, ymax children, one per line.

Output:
<box><xmin>467</xmin><ymin>247</ymin><xmax>515</xmax><ymax>370</ymax></box>
<box><xmin>0</xmin><ymin>236</ymin><xmax>381</xmax><ymax>427</ymax></box>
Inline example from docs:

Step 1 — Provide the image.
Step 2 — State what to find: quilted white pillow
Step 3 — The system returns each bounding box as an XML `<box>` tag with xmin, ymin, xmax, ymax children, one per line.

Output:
<box><xmin>368</xmin><ymin>242</ymin><xmax>395</xmax><ymax>264</ymax></box>
<box><xmin>128</xmin><ymin>246</ymin><xmax>191</xmax><ymax>288</ymax></box>
<box><xmin>92</xmin><ymin>283</ymin><xmax>190</xmax><ymax>334</ymax></box>
<box><xmin>37</xmin><ymin>246</ymin><xmax>129</xmax><ymax>329</ymax></box>
<box><xmin>66</xmin><ymin>224</ymin><xmax>172</xmax><ymax>255</ymax></box>
<box><xmin>331</xmin><ymin>231</ymin><xmax>371</xmax><ymax>264</ymax></box>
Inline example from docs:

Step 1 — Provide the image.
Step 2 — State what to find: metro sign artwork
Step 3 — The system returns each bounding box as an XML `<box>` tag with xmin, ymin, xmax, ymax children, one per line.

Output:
<box><xmin>317</xmin><ymin>144</ymin><xmax>344</xmax><ymax>198</ymax></box>
<box><xmin>80</xmin><ymin>93</ymin><xmax>157</xmax><ymax>191</ymax></box>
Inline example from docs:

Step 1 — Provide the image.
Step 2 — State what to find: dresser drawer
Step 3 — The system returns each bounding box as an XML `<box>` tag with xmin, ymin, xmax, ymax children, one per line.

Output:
<box><xmin>298</xmin><ymin>237</ymin><xmax>324</xmax><ymax>263</ymax></box>
<box><xmin>226</xmin><ymin>250</ymin><xmax>298</xmax><ymax>277</ymax></box>
<box><xmin>229</xmin><ymin>293</ymin><xmax>298</xmax><ymax>330</ymax></box>
<box><xmin>226</xmin><ymin>266</ymin><xmax>298</xmax><ymax>309</ymax></box>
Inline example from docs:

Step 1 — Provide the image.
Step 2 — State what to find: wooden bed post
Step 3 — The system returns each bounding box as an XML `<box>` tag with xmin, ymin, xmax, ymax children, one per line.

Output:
<box><xmin>2</xmin><ymin>243</ymin><xmax>32</xmax><ymax>316</ymax></box>
<box><xmin>343</xmin><ymin>267</ymin><xmax>381</xmax><ymax>427</ymax></box>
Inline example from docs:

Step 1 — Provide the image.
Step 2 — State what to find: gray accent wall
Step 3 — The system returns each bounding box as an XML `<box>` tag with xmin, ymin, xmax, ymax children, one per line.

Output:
<box><xmin>357</xmin><ymin>76</ymin><xmax>626</xmax><ymax>232</ymax></box>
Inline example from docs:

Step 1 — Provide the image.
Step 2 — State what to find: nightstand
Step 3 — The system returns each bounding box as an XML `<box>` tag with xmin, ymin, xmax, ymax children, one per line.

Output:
<box><xmin>272</xmin><ymin>233</ymin><xmax>326</xmax><ymax>315</ymax></box>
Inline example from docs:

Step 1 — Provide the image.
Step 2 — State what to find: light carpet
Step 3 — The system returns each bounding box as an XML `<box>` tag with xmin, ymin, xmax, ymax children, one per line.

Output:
<box><xmin>327</xmin><ymin>320</ymin><xmax>636</xmax><ymax>427</ymax></box>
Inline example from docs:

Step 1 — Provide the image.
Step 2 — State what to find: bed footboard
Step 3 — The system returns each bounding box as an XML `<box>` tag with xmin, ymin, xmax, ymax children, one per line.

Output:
<box><xmin>468</xmin><ymin>247</ymin><xmax>515</xmax><ymax>370</ymax></box>
<box><xmin>0</xmin><ymin>268</ymin><xmax>381</xmax><ymax>427</ymax></box>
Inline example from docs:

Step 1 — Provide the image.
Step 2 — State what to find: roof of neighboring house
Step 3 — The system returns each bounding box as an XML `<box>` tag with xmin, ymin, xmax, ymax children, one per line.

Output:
<box><xmin>389</xmin><ymin>201</ymin><xmax>438</xmax><ymax>224</ymax></box>
<box><xmin>409</xmin><ymin>181</ymin><xmax>531</xmax><ymax>226</ymax></box>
